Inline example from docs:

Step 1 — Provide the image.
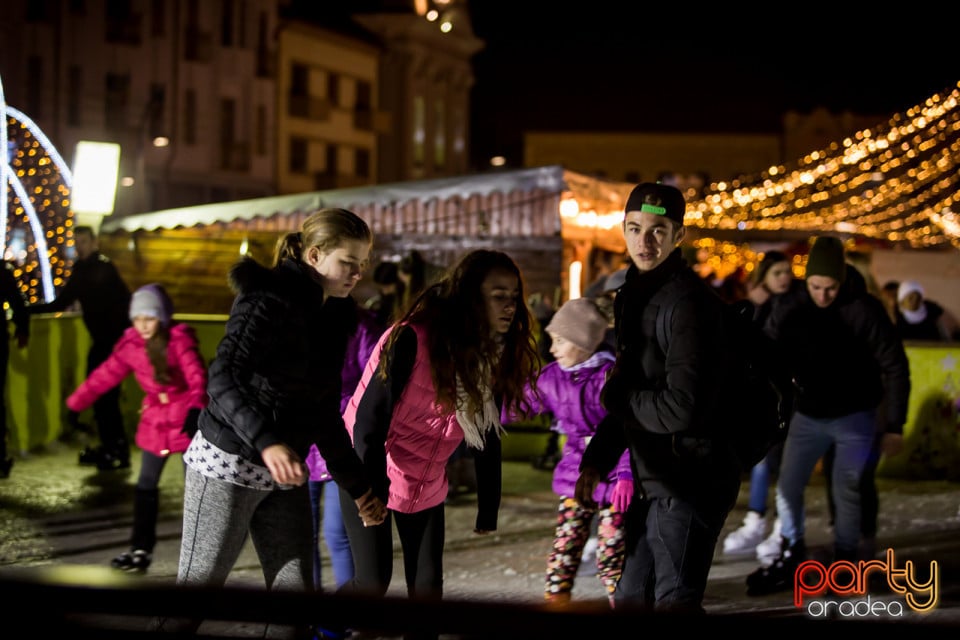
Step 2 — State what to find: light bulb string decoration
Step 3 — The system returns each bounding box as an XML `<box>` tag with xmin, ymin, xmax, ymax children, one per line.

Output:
<box><xmin>2</xmin><ymin>72</ymin><xmax>69</xmax><ymax>304</ymax></box>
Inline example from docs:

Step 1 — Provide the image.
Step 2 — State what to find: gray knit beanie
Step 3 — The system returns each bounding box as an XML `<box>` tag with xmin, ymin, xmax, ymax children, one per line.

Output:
<box><xmin>545</xmin><ymin>298</ymin><xmax>608</xmax><ymax>353</ymax></box>
<box><xmin>129</xmin><ymin>283</ymin><xmax>173</xmax><ymax>326</ymax></box>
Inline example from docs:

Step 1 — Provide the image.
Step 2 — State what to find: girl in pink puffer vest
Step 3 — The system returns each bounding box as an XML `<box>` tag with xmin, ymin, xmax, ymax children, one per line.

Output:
<box><xmin>67</xmin><ymin>283</ymin><xmax>208</xmax><ymax>573</ymax></box>
<box><xmin>336</xmin><ymin>250</ymin><xmax>540</xmax><ymax>616</ymax></box>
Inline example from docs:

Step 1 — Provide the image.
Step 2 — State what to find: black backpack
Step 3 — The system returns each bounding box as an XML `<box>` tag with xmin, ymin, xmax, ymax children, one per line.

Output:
<box><xmin>652</xmin><ymin>283</ymin><xmax>795</xmax><ymax>471</ymax></box>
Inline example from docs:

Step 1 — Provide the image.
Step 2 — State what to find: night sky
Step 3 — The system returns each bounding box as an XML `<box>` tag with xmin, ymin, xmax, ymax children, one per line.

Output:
<box><xmin>466</xmin><ymin>4</ymin><xmax>959</xmax><ymax>169</ymax></box>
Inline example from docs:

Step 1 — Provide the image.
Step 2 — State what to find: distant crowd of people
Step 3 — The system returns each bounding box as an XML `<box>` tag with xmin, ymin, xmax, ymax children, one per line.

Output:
<box><xmin>1</xmin><ymin>179</ymin><xmax>955</xmax><ymax>636</ymax></box>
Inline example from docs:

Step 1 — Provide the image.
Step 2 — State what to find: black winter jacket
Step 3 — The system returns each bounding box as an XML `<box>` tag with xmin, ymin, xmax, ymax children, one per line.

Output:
<box><xmin>764</xmin><ymin>267</ymin><xmax>910</xmax><ymax>434</ymax></box>
<box><xmin>582</xmin><ymin>249</ymin><xmax>740</xmax><ymax>507</ymax></box>
<box><xmin>198</xmin><ymin>257</ymin><xmax>371</xmax><ymax>499</ymax></box>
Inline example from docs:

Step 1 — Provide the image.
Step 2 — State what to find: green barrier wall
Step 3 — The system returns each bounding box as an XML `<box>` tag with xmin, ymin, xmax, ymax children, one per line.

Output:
<box><xmin>6</xmin><ymin>316</ymin><xmax>959</xmax><ymax>478</ymax></box>
<box><xmin>877</xmin><ymin>343</ymin><xmax>960</xmax><ymax>480</ymax></box>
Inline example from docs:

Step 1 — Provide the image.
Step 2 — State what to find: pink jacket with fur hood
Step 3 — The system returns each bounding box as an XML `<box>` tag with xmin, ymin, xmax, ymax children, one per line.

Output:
<box><xmin>67</xmin><ymin>323</ymin><xmax>208</xmax><ymax>456</ymax></box>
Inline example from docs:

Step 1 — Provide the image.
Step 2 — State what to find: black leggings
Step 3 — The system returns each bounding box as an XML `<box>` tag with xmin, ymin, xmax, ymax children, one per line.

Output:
<box><xmin>338</xmin><ymin>487</ymin><xmax>446</xmax><ymax>599</ymax></box>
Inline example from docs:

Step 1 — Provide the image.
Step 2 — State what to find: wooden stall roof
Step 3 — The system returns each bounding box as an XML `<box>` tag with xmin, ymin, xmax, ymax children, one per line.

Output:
<box><xmin>100</xmin><ymin>165</ymin><xmax>568</xmax><ymax>234</ymax></box>
<box><xmin>97</xmin><ymin>166</ymin><xmax>571</xmax><ymax>314</ymax></box>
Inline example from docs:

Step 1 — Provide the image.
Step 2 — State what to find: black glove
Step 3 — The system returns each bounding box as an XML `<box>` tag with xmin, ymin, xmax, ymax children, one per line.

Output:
<box><xmin>182</xmin><ymin>408</ymin><xmax>201</xmax><ymax>437</ymax></box>
<box><xmin>600</xmin><ymin>371</ymin><xmax>630</xmax><ymax>416</ymax></box>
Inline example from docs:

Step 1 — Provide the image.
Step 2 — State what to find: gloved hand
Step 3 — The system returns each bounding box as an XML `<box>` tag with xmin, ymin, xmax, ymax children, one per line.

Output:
<box><xmin>610</xmin><ymin>478</ymin><xmax>634</xmax><ymax>513</ymax></box>
<box><xmin>600</xmin><ymin>371</ymin><xmax>630</xmax><ymax>415</ymax></box>
<box><xmin>181</xmin><ymin>408</ymin><xmax>201</xmax><ymax>437</ymax></box>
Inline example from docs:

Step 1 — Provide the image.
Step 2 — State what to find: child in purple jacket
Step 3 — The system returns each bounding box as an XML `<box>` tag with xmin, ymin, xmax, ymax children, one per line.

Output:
<box><xmin>519</xmin><ymin>297</ymin><xmax>633</xmax><ymax>606</ymax></box>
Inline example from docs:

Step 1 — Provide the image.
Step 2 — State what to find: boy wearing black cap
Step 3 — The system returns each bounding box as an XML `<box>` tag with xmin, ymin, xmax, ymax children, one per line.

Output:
<box><xmin>746</xmin><ymin>235</ymin><xmax>910</xmax><ymax>595</ymax></box>
<box><xmin>575</xmin><ymin>183</ymin><xmax>742</xmax><ymax>613</ymax></box>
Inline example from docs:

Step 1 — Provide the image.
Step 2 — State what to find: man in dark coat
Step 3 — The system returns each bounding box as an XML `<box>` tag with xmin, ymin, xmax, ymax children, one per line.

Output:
<box><xmin>746</xmin><ymin>235</ymin><xmax>910</xmax><ymax>595</ymax></box>
<box><xmin>576</xmin><ymin>183</ymin><xmax>741</xmax><ymax>613</ymax></box>
<box><xmin>0</xmin><ymin>261</ymin><xmax>29</xmax><ymax>478</ymax></box>
<box><xmin>30</xmin><ymin>225</ymin><xmax>132</xmax><ymax>470</ymax></box>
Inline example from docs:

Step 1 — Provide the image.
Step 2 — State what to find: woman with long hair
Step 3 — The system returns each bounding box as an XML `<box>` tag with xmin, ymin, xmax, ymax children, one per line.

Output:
<box><xmin>337</xmin><ymin>249</ymin><xmax>540</xmax><ymax>639</ymax></box>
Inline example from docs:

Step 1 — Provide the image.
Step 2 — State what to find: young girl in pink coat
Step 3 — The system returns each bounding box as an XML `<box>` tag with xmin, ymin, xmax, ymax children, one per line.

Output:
<box><xmin>66</xmin><ymin>283</ymin><xmax>208</xmax><ymax>572</ymax></box>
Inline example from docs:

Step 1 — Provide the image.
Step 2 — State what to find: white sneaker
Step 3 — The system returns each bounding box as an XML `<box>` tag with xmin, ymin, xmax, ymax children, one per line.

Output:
<box><xmin>577</xmin><ymin>536</ymin><xmax>598</xmax><ymax>577</ymax></box>
<box><xmin>755</xmin><ymin>518</ymin><xmax>783</xmax><ymax>565</ymax></box>
<box><xmin>722</xmin><ymin>511</ymin><xmax>767</xmax><ymax>555</ymax></box>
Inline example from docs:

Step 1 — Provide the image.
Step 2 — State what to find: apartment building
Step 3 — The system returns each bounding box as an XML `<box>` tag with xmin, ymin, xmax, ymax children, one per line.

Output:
<box><xmin>0</xmin><ymin>0</ymin><xmax>281</xmax><ymax>218</ymax></box>
<box><xmin>0</xmin><ymin>0</ymin><xmax>480</xmax><ymax>221</ymax></box>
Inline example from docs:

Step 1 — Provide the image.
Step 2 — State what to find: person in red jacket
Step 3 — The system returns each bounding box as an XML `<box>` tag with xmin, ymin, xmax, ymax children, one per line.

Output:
<box><xmin>66</xmin><ymin>283</ymin><xmax>208</xmax><ymax>572</ymax></box>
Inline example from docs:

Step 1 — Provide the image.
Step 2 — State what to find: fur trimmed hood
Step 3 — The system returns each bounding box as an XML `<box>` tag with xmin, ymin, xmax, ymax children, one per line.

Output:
<box><xmin>227</xmin><ymin>256</ymin><xmax>304</xmax><ymax>296</ymax></box>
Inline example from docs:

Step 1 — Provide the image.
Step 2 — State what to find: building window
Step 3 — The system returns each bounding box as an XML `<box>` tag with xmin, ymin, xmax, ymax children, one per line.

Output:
<box><xmin>220</xmin><ymin>0</ymin><xmax>234</xmax><ymax>46</ymax></box>
<box><xmin>184</xmin><ymin>90</ymin><xmax>197</xmax><ymax>144</ymax></box>
<box><xmin>256</xmin><ymin>12</ymin><xmax>270</xmax><ymax>77</ymax></box>
<box><xmin>105</xmin><ymin>0</ymin><xmax>141</xmax><ymax>45</ymax></box>
<box><xmin>67</xmin><ymin>66</ymin><xmax>82</xmax><ymax>126</ymax></box>
<box><xmin>433</xmin><ymin>99</ymin><xmax>446</xmax><ymax>169</ymax></box>
<box><xmin>220</xmin><ymin>97</ymin><xmax>236</xmax><ymax>153</ymax></box>
<box><xmin>27</xmin><ymin>0</ymin><xmax>56</xmax><ymax>22</ymax></box>
<box><xmin>289</xmin><ymin>138</ymin><xmax>307</xmax><ymax>173</ymax></box>
<box><xmin>355</xmin><ymin>148</ymin><xmax>370</xmax><ymax>178</ymax></box>
<box><xmin>413</xmin><ymin>95</ymin><xmax>425</xmax><ymax>166</ymax></box>
<box><xmin>354</xmin><ymin>80</ymin><xmax>372</xmax><ymax>129</ymax></box>
<box><xmin>325</xmin><ymin>144</ymin><xmax>338</xmax><ymax>175</ymax></box>
<box><xmin>105</xmin><ymin>73</ymin><xmax>130</xmax><ymax>131</ymax></box>
<box><xmin>255</xmin><ymin>105</ymin><xmax>266</xmax><ymax>156</ymax></box>
<box><xmin>453</xmin><ymin>107</ymin><xmax>464</xmax><ymax>157</ymax></box>
<box><xmin>236</xmin><ymin>0</ymin><xmax>247</xmax><ymax>47</ymax></box>
<box><xmin>291</xmin><ymin>63</ymin><xmax>308</xmax><ymax>96</ymax></box>
<box><xmin>148</xmin><ymin>84</ymin><xmax>165</xmax><ymax>139</ymax></box>
<box><xmin>151</xmin><ymin>0</ymin><xmax>165</xmax><ymax>37</ymax></box>
<box><xmin>356</xmin><ymin>81</ymin><xmax>371</xmax><ymax>110</ymax></box>
<box><xmin>327</xmin><ymin>72</ymin><xmax>339</xmax><ymax>107</ymax></box>
<box><xmin>26</xmin><ymin>56</ymin><xmax>43</xmax><ymax>119</ymax></box>
<box><xmin>183</xmin><ymin>0</ymin><xmax>211</xmax><ymax>61</ymax></box>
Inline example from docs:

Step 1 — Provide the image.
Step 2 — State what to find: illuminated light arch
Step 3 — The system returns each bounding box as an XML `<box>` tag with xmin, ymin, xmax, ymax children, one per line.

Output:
<box><xmin>1</xmin><ymin>74</ymin><xmax>68</xmax><ymax>303</ymax></box>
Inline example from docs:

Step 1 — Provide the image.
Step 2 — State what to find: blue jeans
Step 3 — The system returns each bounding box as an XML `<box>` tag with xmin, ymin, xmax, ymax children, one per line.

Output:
<box><xmin>747</xmin><ymin>440</ymin><xmax>785</xmax><ymax>515</ymax></box>
<box><xmin>615</xmin><ymin>495</ymin><xmax>732</xmax><ymax>613</ymax></box>
<box><xmin>747</xmin><ymin>459</ymin><xmax>771</xmax><ymax>514</ymax></box>
<box><xmin>775</xmin><ymin>410</ymin><xmax>876</xmax><ymax>554</ymax></box>
<box><xmin>309</xmin><ymin>480</ymin><xmax>355</xmax><ymax>590</ymax></box>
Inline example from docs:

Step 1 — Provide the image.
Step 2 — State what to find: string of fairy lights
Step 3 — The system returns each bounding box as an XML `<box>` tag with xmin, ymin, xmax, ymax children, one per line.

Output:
<box><xmin>692</xmin><ymin>85</ymin><xmax>960</xmax><ymax>247</ymax></box>
<box><xmin>560</xmin><ymin>80</ymin><xmax>960</xmax><ymax>280</ymax></box>
<box><xmin>1</xmin><ymin>74</ymin><xmax>61</xmax><ymax>304</ymax></box>
<box><xmin>3</xmin><ymin>62</ymin><xmax>957</xmax><ymax>297</ymax></box>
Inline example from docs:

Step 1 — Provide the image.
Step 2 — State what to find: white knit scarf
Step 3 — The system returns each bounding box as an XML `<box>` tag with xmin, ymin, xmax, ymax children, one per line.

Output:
<box><xmin>901</xmin><ymin>304</ymin><xmax>928</xmax><ymax>325</ymax></box>
<box><xmin>455</xmin><ymin>360</ymin><xmax>504</xmax><ymax>450</ymax></box>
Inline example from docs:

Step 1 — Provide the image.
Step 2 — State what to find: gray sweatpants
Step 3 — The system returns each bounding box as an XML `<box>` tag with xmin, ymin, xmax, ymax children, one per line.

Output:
<box><xmin>151</xmin><ymin>467</ymin><xmax>313</xmax><ymax>637</ymax></box>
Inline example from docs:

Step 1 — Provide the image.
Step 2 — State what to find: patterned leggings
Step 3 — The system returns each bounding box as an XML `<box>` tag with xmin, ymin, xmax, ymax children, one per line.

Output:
<box><xmin>544</xmin><ymin>497</ymin><xmax>626</xmax><ymax>604</ymax></box>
